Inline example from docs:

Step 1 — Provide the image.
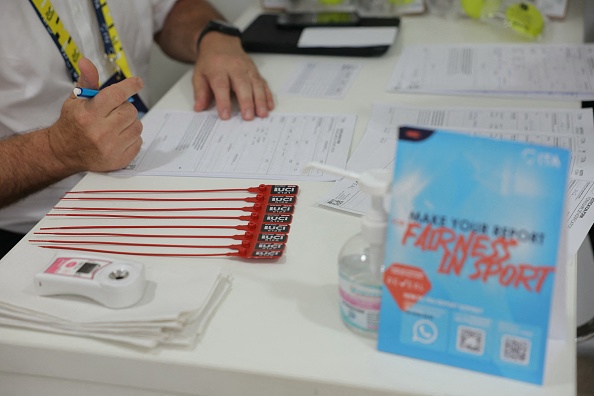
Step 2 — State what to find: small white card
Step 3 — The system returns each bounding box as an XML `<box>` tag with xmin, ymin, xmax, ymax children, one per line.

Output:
<box><xmin>298</xmin><ymin>26</ymin><xmax>398</xmax><ymax>48</ymax></box>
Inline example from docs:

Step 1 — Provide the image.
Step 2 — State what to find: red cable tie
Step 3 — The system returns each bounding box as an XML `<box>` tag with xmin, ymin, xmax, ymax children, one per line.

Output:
<box><xmin>38</xmin><ymin>220</ymin><xmax>291</xmax><ymax>241</ymax></box>
<box><xmin>42</xmin><ymin>214</ymin><xmax>259</xmax><ymax>223</ymax></box>
<box><xmin>53</xmin><ymin>206</ymin><xmax>255</xmax><ymax>212</ymax></box>
<box><xmin>37</xmin><ymin>245</ymin><xmax>283</xmax><ymax>259</ymax></box>
<box><xmin>36</xmin><ymin>225</ymin><xmax>288</xmax><ymax>241</ymax></box>
<box><xmin>29</xmin><ymin>239</ymin><xmax>252</xmax><ymax>250</ymax></box>
<box><xmin>66</xmin><ymin>184</ymin><xmax>299</xmax><ymax>196</ymax></box>
<box><xmin>36</xmin><ymin>227</ymin><xmax>258</xmax><ymax>239</ymax></box>
<box><xmin>60</xmin><ymin>194</ymin><xmax>267</xmax><ymax>203</ymax></box>
<box><xmin>31</xmin><ymin>231</ymin><xmax>288</xmax><ymax>248</ymax></box>
<box><xmin>47</xmin><ymin>209</ymin><xmax>263</xmax><ymax>220</ymax></box>
<box><xmin>61</xmin><ymin>194</ymin><xmax>298</xmax><ymax>206</ymax></box>
<box><xmin>38</xmin><ymin>215</ymin><xmax>291</xmax><ymax>231</ymax></box>
<box><xmin>46</xmin><ymin>213</ymin><xmax>253</xmax><ymax>220</ymax></box>
<box><xmin>33</xmin><ymin>231</ymin><xmax>255</xmax><ymax>239</ymax></box>
<box><xmin>37</xmin><ymin>245</ymin><xmax>239</xmax><ymax>257</ymax></box>
<box><xmin>39</xmin><ymin>225</ymin><xmax>240</xmax><ymax>230</ymax></box>
<box><xmin>52</xmin><ymin>204</ymin><xmax>262</xmax><ymax>213</ymax></box>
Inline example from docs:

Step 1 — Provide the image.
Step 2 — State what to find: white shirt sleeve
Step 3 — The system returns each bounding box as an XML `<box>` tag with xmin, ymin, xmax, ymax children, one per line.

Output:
<box><xmin>151</xmin><ymin>0</ymin><xmax>178</xmax><ymax>34</ymax></box>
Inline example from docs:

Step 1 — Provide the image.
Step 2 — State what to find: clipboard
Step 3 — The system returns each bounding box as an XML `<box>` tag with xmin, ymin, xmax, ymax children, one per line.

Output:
<box><xmin>241</xmin><ymin>14</ymin><xmax>400</xmax><ymax>57</ymax></box>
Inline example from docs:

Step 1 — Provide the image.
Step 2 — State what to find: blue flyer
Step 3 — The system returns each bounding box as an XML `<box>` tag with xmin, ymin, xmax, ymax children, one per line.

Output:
<box><xmin>377</xmin><ymin>126</ymin><xmax>570</xmax><ymax>384</ymax></box>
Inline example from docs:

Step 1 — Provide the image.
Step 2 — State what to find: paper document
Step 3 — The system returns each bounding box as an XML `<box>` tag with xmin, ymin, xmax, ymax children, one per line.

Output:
<box><xmin>117</xmin><ymin>110</ymin><xmax>356</xmax><ymax>181</ymax></box>
<box><xmin>387</xmin><ymin>44</ymin><xmax>594</xmax><ymax>100</ymax></box>
<box><xmin>281</xmin><ymin>61</ymin><xmax>361</xmax><ymax>99</ymax></box>
<box><xmin>319</xmin><ymin>103</ymin><xmax>594</xmax><ymax>257</ymax></box>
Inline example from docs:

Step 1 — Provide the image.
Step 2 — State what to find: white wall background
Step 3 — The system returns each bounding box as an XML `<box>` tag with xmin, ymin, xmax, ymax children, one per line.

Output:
<box><xmin>148</xmin><ymin>0</ymin><xmax>255</xmax><ymax>104</ymax></box>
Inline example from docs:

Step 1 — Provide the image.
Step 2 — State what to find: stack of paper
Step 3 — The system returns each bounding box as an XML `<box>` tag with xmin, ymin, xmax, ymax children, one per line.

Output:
<box><xmin>0</xmin><ymin>245</ymin><xmax>231</xmax><ymax>349</ymax></box>
<box><xmin>387</xmin><ymin>44</ymin><xmax>594</xmax><ymax>101</ymax></box>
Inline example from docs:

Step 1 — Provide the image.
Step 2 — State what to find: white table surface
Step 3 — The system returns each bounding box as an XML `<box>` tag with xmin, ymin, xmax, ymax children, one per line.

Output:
<box><xmin>0</xmin><ymin>2</ymin><xmax>585</xmax><ymax>395</ymax></box>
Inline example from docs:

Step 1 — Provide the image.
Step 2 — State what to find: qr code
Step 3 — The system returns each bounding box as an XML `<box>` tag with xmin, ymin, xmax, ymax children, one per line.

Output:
<box><xmin>456</xmin><ymin>326</ymin><xmax>485</xmax><ymax>355</ymax></box>
<box><xmin>501</xmin><ymin>335</ymin><xmax>531</xmax><ymax>365</ymax></box>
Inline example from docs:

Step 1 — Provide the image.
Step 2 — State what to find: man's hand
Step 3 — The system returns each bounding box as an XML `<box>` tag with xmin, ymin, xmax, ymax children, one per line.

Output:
<box><xmin>48</xmin><ymin>58</ymin><xmax>144</xmax><ymax>173</ymax></box>
<box><xmin>154</xmin><ymin>0</ymin><xmax>275</xmax><ymax>121</ymax></box>
<box><xmin>192</xmin><ymin>33</ymin><xmax>274</xmax><ymax>121</ymax></box>
<box><xmin>0</xmin><ymin>58</ymin><xmax>145</xmax><ymax>207</ymax></box>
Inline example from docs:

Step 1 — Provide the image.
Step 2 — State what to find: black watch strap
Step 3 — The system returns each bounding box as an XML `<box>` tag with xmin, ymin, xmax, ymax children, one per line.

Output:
<box><xmin>197</xmin><ymin>20</ymin><xmax>242</xmax><ymax>47</ymax></box>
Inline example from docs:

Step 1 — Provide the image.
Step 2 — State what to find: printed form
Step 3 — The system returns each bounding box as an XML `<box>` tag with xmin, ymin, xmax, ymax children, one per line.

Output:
<box><xmin>315</xmin><ymin>103</ymin><xmax>594</xmax><ymax>257</ymax></box>
<box><xmin>117</xmin><ymin>110</ymin><xmax>356</xmax><ymax>181</ymax></box>
<box><xmin>281</xmin><ymin>61</ymin><xmax>361</xmax><ymax>99</ymax></box>
<box><xmin>387</xmin><ymin>44</ymin><xmax>594</xmax><ymax>101</ymax></box>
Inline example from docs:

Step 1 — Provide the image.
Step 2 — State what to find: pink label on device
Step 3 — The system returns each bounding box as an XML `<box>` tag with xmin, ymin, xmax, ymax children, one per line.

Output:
<box><xmin>44</xmin><ymin>257</ymin><xmax>112</xmax><ymax>279</ymax></box>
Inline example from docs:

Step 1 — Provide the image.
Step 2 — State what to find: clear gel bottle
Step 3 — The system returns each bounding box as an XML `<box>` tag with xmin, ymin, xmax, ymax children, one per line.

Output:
<box><xmin>304</xmin><ymin>163</ymin><xmax>390</xmax><ymax>338</ymax></box>
<box><xmin>338</xmin><ymin>231</ymin><xmax>384</xmax><ymax>338</ymax></box>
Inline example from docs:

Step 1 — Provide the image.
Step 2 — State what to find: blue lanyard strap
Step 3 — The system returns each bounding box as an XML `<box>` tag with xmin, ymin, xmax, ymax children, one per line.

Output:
<box><xmin>28</xmin><ymin>0</ymin><xmax>82</xmax><ymax>81</ymax></box>
<box><xmin>91</xmin><ymin>0</ymin><xmax>133</xmax><ymax>78</ymax></box>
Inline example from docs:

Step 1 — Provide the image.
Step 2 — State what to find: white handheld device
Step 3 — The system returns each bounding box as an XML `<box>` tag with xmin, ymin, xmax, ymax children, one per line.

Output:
<box><xmin>35</xmin><ymin>255</ymin><xmax>146</xmax><ymax>309</ymax></box>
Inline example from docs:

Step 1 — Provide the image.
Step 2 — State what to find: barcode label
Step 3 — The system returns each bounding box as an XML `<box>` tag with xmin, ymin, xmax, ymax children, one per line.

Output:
<box><xmin>500</xmin><ymin>335</ymin><xmax>531</xmax><ymax>365</ymax></box>
<box><xmin>456</xmin><ymin>326</ymin><xmax>485</xmax><ymax>355</ymax></box>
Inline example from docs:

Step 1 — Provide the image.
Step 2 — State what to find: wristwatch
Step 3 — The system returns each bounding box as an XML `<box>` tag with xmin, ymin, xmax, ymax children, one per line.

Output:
<box><xmin>197</xmin><ymin>20</ymin><xmax>242</xmax><ymax>47</ymax></box>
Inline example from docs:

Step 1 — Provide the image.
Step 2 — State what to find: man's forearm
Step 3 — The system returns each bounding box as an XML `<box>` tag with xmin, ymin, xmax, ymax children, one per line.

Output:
<box><xmin>0</xmin><ymin>131</ymin><xmax>74</xmax><ymax>208</ymax></box>
<box><xmin>155</xmin><ymin>0</ymin><xmax>226</xmax><ymax>62</ymax></box>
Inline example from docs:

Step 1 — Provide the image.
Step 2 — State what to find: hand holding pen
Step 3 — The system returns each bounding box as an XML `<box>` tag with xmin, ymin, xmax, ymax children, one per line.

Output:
<box><xmin>47</xmin><ymin>57</ymin><xmax>144</xmax><ymax>173</ymax></box>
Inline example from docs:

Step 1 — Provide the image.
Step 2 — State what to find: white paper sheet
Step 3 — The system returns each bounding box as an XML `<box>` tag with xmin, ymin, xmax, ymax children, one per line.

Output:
<box><xmin>281</xmin><ymin>61</ymin><xmax>361</xmax><ymax>99</ymax></box>
<box><xmin>319</xmin><ymin>103</ymin><xmax>594</xmax><ymax>257</ymax></box>
<box><xmin>117</xmin><ymin>110</ymin><xmax>356</xmax><ymax>181</ymax></box>
<box><xmin>298</xmin><ymin>26</ymin><xmax>397</xmax><ymax>48</ymax></box>
<box><xmin>387</xmin><ymin>44</ymin><xmax>594</xmax><ymax>100</ymax></box>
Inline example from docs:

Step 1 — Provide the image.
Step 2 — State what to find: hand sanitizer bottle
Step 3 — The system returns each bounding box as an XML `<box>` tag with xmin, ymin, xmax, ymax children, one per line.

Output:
<box><xmin>304</xmin><ymin>163</ymin><xmax>390</xmax><ymax>338</ymax></box>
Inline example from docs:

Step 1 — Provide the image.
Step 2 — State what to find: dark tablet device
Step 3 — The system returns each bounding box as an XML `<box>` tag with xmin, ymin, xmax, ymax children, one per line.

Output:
<box><xmin>242</xmin><ymin>14</ymin><xmax>400</xmax><ymax>58</ymax></box>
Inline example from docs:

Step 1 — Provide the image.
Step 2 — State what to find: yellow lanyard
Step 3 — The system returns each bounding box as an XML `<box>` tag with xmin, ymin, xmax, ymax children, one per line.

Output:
<box><xmin>29</xmin><ymin>0</ymin><xmax>133</xmax><ymax>82</ymax></box>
